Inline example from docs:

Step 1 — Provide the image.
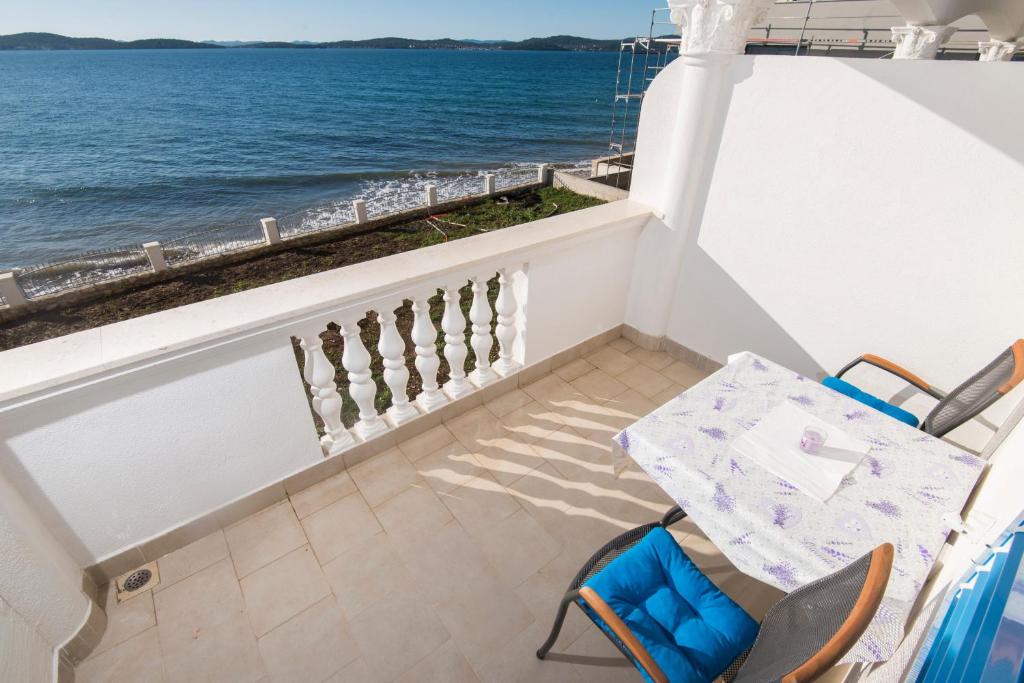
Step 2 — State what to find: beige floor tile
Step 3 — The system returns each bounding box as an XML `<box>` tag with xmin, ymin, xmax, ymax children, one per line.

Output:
<box><xmin>225</xmin><ymin>501</ymin><xmax>307</xmax><ymax>578</ymax></box>
<box><xmin>161</xmin><ymin>611</ymin><xmax>266</xmax><ymax>683</ymax></box>
<box><xmin>664</xmin><ymin>360</ymin><xmax>710</xmax><ymax>389</ymax></box>
<box><xmin>373</xmin><ymin>482</ymin><xmax>453</xmax><ymax>540</ymax></box>
<box><xmin>327</xmin><ymin>657</ymin><xmax>387</xmax><ymax>683</ymax></box>
<box><xmin>570</xmin><ymin>369</ymin><xmax>629</xmax><ymax>402</ymax></box>
<box><xmin>477</xmin><ymin>622</ymin><xmax>586</xmax><ymax>683</ymax></box>
<box><xmin>530</xmin><ymin>427</ymin><xmax>614</xmax><ymax>482</ymax></box>
<box><xmin>349</xmin><ymin>447</ymin><xmax>420</xmax><ymax>507</ymax></box>
<box><xmin>446</xmin><ymin>406</ymin><xmax>509</xmax><ymax>448</ymax></box>
<box><xmin>583</xmin><ymin>346</ymin><xmax>637</xmax><ymax>377</ymax></box>
<box><xmin>394</xmin><ymin>639</ymin><xmax>480</xmax><ymax>683</ymax></box>
<box><xmin>289</xmin><ymin>471</ymin><xmax>357</xmax><ymax>519</ymax></box>
<box><xmin>607</xmin><ymin>337</ymin><xmax>636</xmax><ymax>354</ymax></box>
<box><xmin>521</xmin><ymin>374</ymin><xmax>579</xmax><ymax>405</ymax></box>
<box><xmin>257</xmin><ymin>596</ymin><xmax>360</xmax><ymax>683</ymax></box>
<box><xmin>565</xmin><ymin>625</ymin><xmax>638</xmax><ymax>682</ymax></box>
<box><xmin>552</xmin><ymin>357</ymin><xmax>595</xmax><ymax>383</ymax></box>
<box><xmin>322</xmin><ymin>532</ymin><xmax>414</xmax><ymax>620</ymax></box>
<box><xmin>414</xmin><ymin>440</ymin><xmax>484</xmax><ymax>494</ymax></box>
<box><xmin>514</xmin><ymin>568</ymin><xmax>591</xmax><ymax>650</ymax></box>
<box><xmin>483</xmin><ymin>388</ymin><xmax>533</xmax><ymax>418</ymax></box>
<box><xmin>394</xmin><ymin>521</ymin><xmax>498</xmax><ymax>606</ymax></box>
<box><xmin>433</xmin><ymin>571</ymin><xmax>535</xmax><ymax>673</ymax></box>
<box><xmin>240</xmin><ymin>545</ymin><xmax>331</xmax><ymax>637</ymax></box>
<box><xmin>618</xmin><ymin>363</ymin><xmax>674</xmax><ymax>398</ymax></box>
<box><xmin>626</xmin><ymin>347</ymin><xmax>674</xmax><ymax>371</ymax></box>
<box><xmin>577</xmin><ymin>390</ymin><xmax>657</xmax><ymax>443</ymax></box>
<box><xmin>650</xmin><ymin>382</ymin><xmax>687</xmax><ymax>405</ymax></box>
<box><xmin>475</xmin><ymin>509</ymin><xmax>562</xmax><ymax>587</ymax></box>
<box><xmin>154</xmin><ymin>558</ymin><xmax>245</xmax><ymax>652</ymax></box>
<box><xmin>397</xmin><ymin>424</ymin><xmax>456</xmax><ymax>462</ymax></box>
<box><xmin>156</xmin><ymin>529</ymin><xmax>229</xmax><ymax>593</ymax></box>
<box><xmin>498</xmin><ymin>400</ymin><xmax>562</xmax><ymax>444</ymax></box>
<box><xmin>348</xmin><ymin>592</ymin><xmax>451</xmax><ymax>682</ymax></box>
<box><xmin>438</xmin><ymin>472</ymin><xmax>521</xmax><ymax>534</ymax></box>
<box><xmin>301</xmin><ymin>491</ymin><xmax>382</xmax><ymax>565</ymax></box>
<box><xmin>89</xmin><ymin>585</ymin><xmax>156</xmax><ymax>657</ymax></box>
<box><xmin>76</xmin><ymin>627</ymin><xmax>164</xmax><ymax>683</ymax></box>
<box><xmin>472</xmin><ymin>437</ymin><xmax>547</xmax><ymax>486</ymax></box>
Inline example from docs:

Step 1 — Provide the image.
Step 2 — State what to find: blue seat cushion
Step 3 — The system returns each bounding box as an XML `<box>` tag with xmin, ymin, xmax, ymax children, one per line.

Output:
<box><xmin>822</xmin><ymin>376</ymin><xmax>919</xmax><ymax>427</ymax></box>
<box><xmin>582</xmin><ymin>527</ymin><xmax>759</xmax><ymax>683</ymax></box>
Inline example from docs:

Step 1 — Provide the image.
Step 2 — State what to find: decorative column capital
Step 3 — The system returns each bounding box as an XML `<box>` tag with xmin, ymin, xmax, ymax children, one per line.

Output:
<box><xmin>667</xmin><ymin>0</ymin><xmax>774</xmax><ymax>58</ymax></box>
<box><xmin>978</xmin><ymin>39</ymin><xmax>1019</xmax><ymax>62</ymax></box>
<box><xmin>891</xmin><ymin>24</ymin><xmax>955</xmax><ymax>60</ymax></box>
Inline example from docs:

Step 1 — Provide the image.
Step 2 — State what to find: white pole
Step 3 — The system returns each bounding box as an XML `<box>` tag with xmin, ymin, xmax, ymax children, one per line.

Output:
<box><xmin>142</xmin><ymin>242</ymin><xmax>168</xmax><ymax>273</ymax></box>
<box><xmin>352</xmin><ymin>199</ymin><xmax>368</xmax><ymax>224</ymax></box>
<box><xmin>260</xmin><ymin>217</ymin><xmax>281</xmax><ymax>245</ymax></box>
<box><xmin>0</xmin><ymin>271</ymin><xmax>28</xmax><ymax>308</ymax></box>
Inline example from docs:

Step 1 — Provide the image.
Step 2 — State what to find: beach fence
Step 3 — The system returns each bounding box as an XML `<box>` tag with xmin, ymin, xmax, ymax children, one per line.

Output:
<box><xmin>0</xmin><ymin>165</ymin><xmax>556</xmax><ymax>310</ymax></box>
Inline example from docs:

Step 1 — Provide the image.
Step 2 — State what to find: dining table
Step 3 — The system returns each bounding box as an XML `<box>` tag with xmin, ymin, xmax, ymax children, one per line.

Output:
<box><xmin>612</xmin><ymin>351</ymin><xmax>986</xmax><ymax>663</ymax></box>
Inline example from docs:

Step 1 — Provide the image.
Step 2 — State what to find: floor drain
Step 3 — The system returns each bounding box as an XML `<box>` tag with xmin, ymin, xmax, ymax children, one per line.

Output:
<box><xmin>122</xmin><ymin>568</ymin><xmax>152</xmax><ymax>592</ymax></box>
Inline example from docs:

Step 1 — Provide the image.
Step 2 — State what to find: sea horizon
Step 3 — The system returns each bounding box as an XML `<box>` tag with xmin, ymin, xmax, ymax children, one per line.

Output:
<box><xmin>0</xmin><ymin>47</ymin><xmax>620</xmax><ymax>269</ymax></box>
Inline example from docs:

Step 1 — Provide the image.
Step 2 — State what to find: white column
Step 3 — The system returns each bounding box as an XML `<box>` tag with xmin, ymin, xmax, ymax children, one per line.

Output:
<box><xmin>299</xmin><ymin>334</ymin><xmax>356</xmax><ymax>455</ymax></box>
<box><xmin>410</xmin><ymin>290</ymin><xmax>449</xmax><ymax>412</ymax></box>
<box><xmin>425</xmin><ymin>185</ymin><xmax>438</xmax><ymax>207</ymax></box>
<box><xmin>376</xmin><ymin>302</ymin><xmax>420</xmax><ymax>426</ymax></box>
<box><xmin>468</xmin><ymin>274</ymin><xmax>498</xmax><ymax>387</ymax></box>
<box><xmin>441</xmin><ymin>283</ymin><xmax>474</xmax><ymax>399</ymax></box>
<box><xmin>260</xmin><ymin>217</ymin><xmax>281</xmax><ymax>245</ymax></box>
<box><xmin>537</xmin><ymin>163</ymin><xmax>550</xmax><ymax>185</ymax></box>
<box><xmin>338</xmin><ymin>317</ymin><xmax>389</xmax><ymax>440</ymax></box>
<box><xmin>628</xmin><ymin>0</ymin><xmax>774</xmax><ymax>339</ymax></box>
<box><xmin>891</xmin><ymin>24</ymin><xmax>955</xmax><ymax>59</ymax></box>
<box><xmin>0</xmin><ymin>272</ymin><xmax>28</xmax><ymax>308</ymax></box>
<box><xmin>978</xmin><ymin>39</ymin><xmax>1019</xmax><ymax>61</ymax></box>
<box><xmin>483</xmin><ymin>174</ymin><xmax>496</xmax><ymax>196</ymax></box>
<box><xmin>492</xmin><ymin>267</ymin><xmax>521</xmax><ymax>376</ymax></box>
<box><xmin>352</xmin><ymin>199</ymin><xmax>368</xmax><ymax>224</ymax></box>
<box><xmin>142</xmin><ymin>241</ymin><xmax>167</xmax><ymax>273</ymax></box>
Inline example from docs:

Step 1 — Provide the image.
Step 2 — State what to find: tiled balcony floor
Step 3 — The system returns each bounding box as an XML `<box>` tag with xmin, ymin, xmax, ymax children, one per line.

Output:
<box><xmin>76</xmin><ymin>338</ymin><xmax>785</xmax><ymax>683</ymax></box>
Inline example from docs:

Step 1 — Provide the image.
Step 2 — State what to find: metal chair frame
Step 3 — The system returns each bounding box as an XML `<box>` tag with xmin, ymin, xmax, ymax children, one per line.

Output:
<box><xmin>835</xmin><ymin>340</ymin><xmax>1024</xmax><ymax>438</ymax></box>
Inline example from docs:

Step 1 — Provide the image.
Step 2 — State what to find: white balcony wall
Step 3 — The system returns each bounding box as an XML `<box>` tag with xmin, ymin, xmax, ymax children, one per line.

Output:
<box><xmin>0</xmin><ymin>200</ymin><xmax>648</xmax><ymax>567</ymax></box>
<box><xmin>630</xmin><ymin>56</ymin><xmax>1024</xmax><ymax>448</ymax></box>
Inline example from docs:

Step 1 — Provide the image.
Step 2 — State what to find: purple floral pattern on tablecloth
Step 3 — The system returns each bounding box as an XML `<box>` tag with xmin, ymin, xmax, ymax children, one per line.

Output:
<box><xmin>611</xmin><ymin>351</ymin><xmax>984</xmax><ymax>664</ymax></box>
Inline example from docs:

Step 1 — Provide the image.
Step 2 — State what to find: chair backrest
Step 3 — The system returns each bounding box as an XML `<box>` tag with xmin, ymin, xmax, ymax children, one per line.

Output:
<box><xmin>923</xmin><ymin>339</ymin><xmax>1024</xmax><ymax>437</ymax></box>
<box><xmin>732</xmin><ymin>543</ymin><xmax>894</xmax><ymax>683</ymax></box>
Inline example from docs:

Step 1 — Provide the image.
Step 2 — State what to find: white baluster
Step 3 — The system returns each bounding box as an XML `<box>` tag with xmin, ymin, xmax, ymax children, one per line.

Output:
<box><xmin>338</xmin><ymin>317</ymin><xmax>389</xmax><ymax>440</ymax></box>
<box><xmin>468</xmin><ymin>274</ymin><xmax>497</xmax><ymax>387</ymax></box>
<box><xmin>493</xmin><ymin>267</ymin><xmax>521</xmax><ymax>376</ymax></box>
<box><xmin>411</xmin><ymin>291</ymin><xmax>449</xmax><ymax>412</ymax></box>
<box><xmin>299</xmin><ymin>333</ymin><xmax>356</xmax><ymax>455</ymax></box>
<box><xmin>376</xmin><ymin>302</ymin><xmax>420</xmax><ymax>426</ymax></box>
<box><xmin>441</xmin><ymin>282</ymin><xmax>474</xmax><ymax>399</ymax></box>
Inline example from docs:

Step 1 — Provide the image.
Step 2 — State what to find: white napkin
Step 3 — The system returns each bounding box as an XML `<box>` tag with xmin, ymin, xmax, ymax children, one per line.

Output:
<box><xmin>731</xmin><ymin>402</ymin><xmax>870</xmax><ymax>502</ymax></box>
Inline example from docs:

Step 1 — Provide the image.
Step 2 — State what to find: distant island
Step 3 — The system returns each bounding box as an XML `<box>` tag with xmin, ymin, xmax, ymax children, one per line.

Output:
<box><xmin>0</xmin><ymin>32</ymin><xmax>623</xmax><ymax>52</ymax></box>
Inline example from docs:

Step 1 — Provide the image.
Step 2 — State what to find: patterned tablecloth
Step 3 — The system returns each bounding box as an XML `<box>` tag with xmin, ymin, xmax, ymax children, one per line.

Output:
<box><xmin>613</xmin><ymin>352</ymin><xmax>985</xmax><ymax>663</ymax></box>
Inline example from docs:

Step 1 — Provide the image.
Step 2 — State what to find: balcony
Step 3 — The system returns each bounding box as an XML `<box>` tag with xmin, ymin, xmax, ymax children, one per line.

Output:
<box><xmin>3</xmin><ymin>4</ymin><xmax>1024</xmax><ymax>682</ymax></box>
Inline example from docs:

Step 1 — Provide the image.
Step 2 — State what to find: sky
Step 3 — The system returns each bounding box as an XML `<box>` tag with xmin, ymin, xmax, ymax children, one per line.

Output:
<box><xmin>1</xmin><ymin>0</ymin><xmax>671</xmax><ymax>42</ymax></box>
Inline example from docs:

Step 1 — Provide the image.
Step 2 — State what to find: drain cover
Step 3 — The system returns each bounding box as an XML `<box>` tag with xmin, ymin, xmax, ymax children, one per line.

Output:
<box><xmin>122</xmin><ymin>568</ymin><xmax>152</xmax><ymax>592</ymax></box>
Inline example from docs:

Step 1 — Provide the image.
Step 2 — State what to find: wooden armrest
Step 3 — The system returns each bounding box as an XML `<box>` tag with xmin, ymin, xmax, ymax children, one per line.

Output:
<box><xmin>578</xmin><ymin>587</ymin><xmax>668</xmax><ymax>683</ymax></box>
<box><xmin>998</xmin><ymin>340</ymin><xmax>1024</xmax><ymax>395</ymax></box>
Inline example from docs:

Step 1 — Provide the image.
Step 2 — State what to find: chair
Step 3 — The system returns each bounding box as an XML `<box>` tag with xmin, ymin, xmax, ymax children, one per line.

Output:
<box><xmin>537</xmin><ymin>505</ymin><xmax>894</xmax><ymax>683</ymax></box>
<box><xmin>824</xmin><ymin>339</ymin><xmax>1024</xmax><ymax>437</ymax></box>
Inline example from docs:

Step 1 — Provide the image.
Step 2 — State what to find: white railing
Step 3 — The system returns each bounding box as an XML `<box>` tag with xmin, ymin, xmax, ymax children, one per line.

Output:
<box><xmin>0</xmin><ymin>199</ymin><xmax>651</xmax><ymax>565</ymax></box>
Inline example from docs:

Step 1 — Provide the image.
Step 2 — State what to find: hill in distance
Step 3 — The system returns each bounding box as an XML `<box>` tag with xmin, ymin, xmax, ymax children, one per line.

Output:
<box><xmin>0</xmin><ymin>32</ymin><xmax>622</xmax><ymax>52</ymax></box>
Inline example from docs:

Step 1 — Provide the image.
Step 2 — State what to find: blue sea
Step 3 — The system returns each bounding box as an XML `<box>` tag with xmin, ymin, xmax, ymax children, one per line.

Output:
<box><xmin>0</xmin><ymin>48</ymin><xmax>620</xmax><ymax>269</ymax></box>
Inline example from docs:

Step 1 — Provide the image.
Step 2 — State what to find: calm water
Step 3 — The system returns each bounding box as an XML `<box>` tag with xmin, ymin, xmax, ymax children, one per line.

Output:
<box><xmin>0</xmin><ymin>49</ymin><xmax>619</xmax><ymax>268</ymax></box>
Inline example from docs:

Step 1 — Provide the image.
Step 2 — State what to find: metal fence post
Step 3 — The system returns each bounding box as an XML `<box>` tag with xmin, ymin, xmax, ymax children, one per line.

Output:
<box><xmin>0</xmin><ymin>271</ymin><xmax>28</xmax><ymax>308</ymax></box>
<box><xmin>425</xmin><ymin>185</ymin><xmax>438</xmax><ymax>208</ymax></box>
<box><xmin>260</xmin><ymin>217</ymin><xmax>281</xmax><ymax>245</ymax></box>
<box><xmin>484</xmin><ymin>174</ymin><xmax>496</xmax><ymax>195</ymax></box>
<box><xmin>353</xmin><ymin>199</ymin><xmax>368</xmax><ymax>224</ymax></box>
<box><xmin>142</xmin><ymin>242</ymin><xmax>168</xmax><ymax>273</ymax></box>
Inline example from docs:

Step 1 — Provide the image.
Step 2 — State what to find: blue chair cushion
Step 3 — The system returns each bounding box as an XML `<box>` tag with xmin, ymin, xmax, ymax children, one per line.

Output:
<box><xmin>822</xmin><ymin>376</ymin><xmax>919</xmax><ymax>427</ymax></box>
<box><xmin>582</xmin><ymin>527</ymin><xmax>759</xmax><ymax>683</ymax></box>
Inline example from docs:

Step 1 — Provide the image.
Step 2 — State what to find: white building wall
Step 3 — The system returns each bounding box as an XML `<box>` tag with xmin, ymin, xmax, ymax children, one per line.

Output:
<box><xmin>0</xmin><ymin>335</ymin><xmax>323</xmax><ymax>565</ymax></box>
<box><xmin>630</xmin><ymin>56</ymin><xmax>1024</xmax><ymax>443</ymax></box>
